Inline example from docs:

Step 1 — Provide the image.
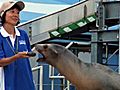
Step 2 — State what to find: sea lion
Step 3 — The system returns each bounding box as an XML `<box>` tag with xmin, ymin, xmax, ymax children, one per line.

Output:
<box><xmin>34</xmin><ymin>44</ymin><xmax>120</xmax><ymax>90</ymax></box>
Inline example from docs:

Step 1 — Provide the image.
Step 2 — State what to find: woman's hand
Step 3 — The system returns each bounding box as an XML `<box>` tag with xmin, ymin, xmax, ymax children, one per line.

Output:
<box><xmin>15</xmin><ymin>52</ymin><xmax>29</xmax><ymax>59</ymax></box>
<box><xmin>15</xmin><ymin>52</ymin><xmax>36</xmax><ymax>59</ymax></box>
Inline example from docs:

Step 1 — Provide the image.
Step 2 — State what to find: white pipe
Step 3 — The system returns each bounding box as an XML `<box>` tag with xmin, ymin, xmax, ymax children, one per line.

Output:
<box><xmin>51</xmin><ymin>79</ymin><xmax>54</xmax><ymax>90</ymax></box>
<box><xmin>49</xmin><ymin>65</ymin><xmax>65</xmax><ymax>79</ymax></box>
<box><xmin>67</xmin><ymin>80</ymin><xmax>70</xmax><ymax>90</ymax></box>
<box><xmin>49</xmin><ymin>76</ymin><xmax>65</xmax><ymax>79</ymax></box>
<box><xmin>32</xmin><ymin>66</ymin><xmax>42</xmax><ymax>71</ymax></box>
<box><xmin>39</xmin><ymin>66</ymin><xmax>43</xmax><ymax>90</ymax></box>
<box><xmin>51</xmin><ymin>66</ymin><xmax>54</xmax><ymax>90</ymax></box>
<box><xmin>49</xmin><ymin>65</ymin><xmax>52</xmax><ymax>77</ymax></box>
<box><xmin>32</xmin><ymin>66</ymin><xmax>43</xmax><ymax>90</ymax></box>
<box><xmin>63</xmin><ymin>80</ymin><xmax>71</xmax><ymax>90</ymax></box>
<box><xmin>65</xmin><ymin>42</ymin><xmax>74</xmax><ymax>49</ymax></box>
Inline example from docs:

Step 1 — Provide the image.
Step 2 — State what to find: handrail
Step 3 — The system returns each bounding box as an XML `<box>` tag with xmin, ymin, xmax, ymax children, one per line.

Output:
<box><xmin>32</xmin><ymin>66</ymin><xmax>42</xmax><ymax>71</ymax></box>
<box><xmin>32</xmin><ymin>66</ymin><xmax>43</xmax><ymax>90</ymax></box>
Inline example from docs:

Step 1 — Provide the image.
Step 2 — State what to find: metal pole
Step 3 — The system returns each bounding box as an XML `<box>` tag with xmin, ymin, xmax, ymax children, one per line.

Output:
<box><xmin>51</xmin><ymin>78</ymin><xmax>54</xmax><ymax>90</ymax></box>
<box><xmin>91</xmin><ymin>0</ymin><xmax>104</xmax><ymax>63</ymax></box>
<box><xmin>60</xmin><ymin>78</ymin><xmax>65</xmax><ymax>90</ymax></box>
<box><xmin>67</xmin><ymin>80</ymin><xmax>70</xmax><ymax>90</ymax></box>
<box><xmin>51</xmin><ymin>66</ymin><xmax>54</xmax><ymax>90</ymax></box>
<box><xmin>65</xmin><ymin>42</ymin><xmax>73</xmax><ymax>49</ymax></box>
<box><xmin>63</xmin><ymin>80</ymin><xmax>70</xmax><ymax>90</ymax></box>
<box><xmin>118</xmin><ymin>1</ymin><xmax>120</xmax><ymax>74</ymax></box>
<box><xmin>39</xmin><ymin>66</ymin><xmax>43</xmax><ymax>90</ymax></box>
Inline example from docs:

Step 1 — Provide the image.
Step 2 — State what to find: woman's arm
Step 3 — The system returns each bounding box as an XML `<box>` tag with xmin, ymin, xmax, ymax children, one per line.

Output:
<box><xmin>0</xmin><ymin>52</ymin><xmax>29</xmax><ymax>67</ymax></box>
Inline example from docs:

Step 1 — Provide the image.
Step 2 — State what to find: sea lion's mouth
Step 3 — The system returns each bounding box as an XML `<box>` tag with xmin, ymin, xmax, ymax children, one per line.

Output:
<box><xmin>34</xmin><ymin>44</ymin><xmax>48</xmax><ymax>62</ymax></box>
<box><xmin>37</xmin><ymin>53</ymin><xmax>46</xmax><ymax>62</ymax></box>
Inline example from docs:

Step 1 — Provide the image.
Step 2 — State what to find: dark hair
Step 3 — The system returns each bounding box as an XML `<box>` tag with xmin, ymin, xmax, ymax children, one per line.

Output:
<box><xmin>1</xmin><ymin>11</ymin><xmax>6</xmax><ymax>26</ymax></box>
<box><xmin>1</xmin><ymin>4</ymin><xmax>21</xmax><ymax>26</ymax></box>
<box><xmin>0</xmin><ymin>17</ymin><xmax>2</xmax><ymax>27</ymax></box>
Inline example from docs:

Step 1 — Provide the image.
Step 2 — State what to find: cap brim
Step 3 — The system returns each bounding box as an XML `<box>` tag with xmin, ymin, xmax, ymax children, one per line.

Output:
<box><xmin>13</xmin><ymin>1</ymin><xmax>25</xmax><ymax>11</ymax></box>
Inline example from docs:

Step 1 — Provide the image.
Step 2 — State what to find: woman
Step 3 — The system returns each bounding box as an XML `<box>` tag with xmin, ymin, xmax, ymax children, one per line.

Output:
<box><xmin>0</xmin><ymin>1</ymin><xmax>35</xmax><ymax>90</ymax></box>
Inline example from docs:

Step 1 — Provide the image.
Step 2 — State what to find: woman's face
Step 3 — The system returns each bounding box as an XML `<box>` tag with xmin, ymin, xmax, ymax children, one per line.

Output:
<box><xmin>5</xmin><ymin>8</ymin><xmax>20</xmax><ymax>26</ymax></box>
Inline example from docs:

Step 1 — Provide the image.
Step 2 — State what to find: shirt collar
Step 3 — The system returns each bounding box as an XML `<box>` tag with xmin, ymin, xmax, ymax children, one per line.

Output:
<box><xmin>0</xmin><ymin>26</ymin><xmax>20</xmax><ymax>37</ymax></box>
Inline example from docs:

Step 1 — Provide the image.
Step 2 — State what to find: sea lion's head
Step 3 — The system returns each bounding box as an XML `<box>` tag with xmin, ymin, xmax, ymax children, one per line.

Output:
<box><xmin>34</xmin><ymin>44</ymin><xmax>65</xmax><ymax>65</ymax></box>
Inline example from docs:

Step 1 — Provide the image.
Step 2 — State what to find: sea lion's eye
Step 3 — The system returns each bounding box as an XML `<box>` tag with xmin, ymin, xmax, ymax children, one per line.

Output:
<box><xmin>43</xmin><ymin>45</ymin><xmax>48</xmax><ymax>49</ymax></box>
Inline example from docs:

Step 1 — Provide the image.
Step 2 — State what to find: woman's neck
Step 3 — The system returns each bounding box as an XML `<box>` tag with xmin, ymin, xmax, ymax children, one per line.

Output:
<box><xmin>3</xmin><ymin>23</ymin><xmax>15</xmax><ymax>36</ymax></box>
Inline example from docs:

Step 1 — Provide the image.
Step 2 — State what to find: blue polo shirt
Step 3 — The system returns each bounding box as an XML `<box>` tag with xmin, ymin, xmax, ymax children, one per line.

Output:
<box><xmin>0</xmin><ymin>27</ymin><xmax>35</xmax><ymax>90</ymax></box>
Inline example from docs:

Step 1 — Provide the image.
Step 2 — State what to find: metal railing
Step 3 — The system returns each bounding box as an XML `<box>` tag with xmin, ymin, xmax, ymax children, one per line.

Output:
<box><xmin>32</xmin><ymin>66</ymin><xmax>43</xmax><ymax>90</ymax></box>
